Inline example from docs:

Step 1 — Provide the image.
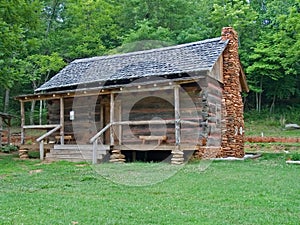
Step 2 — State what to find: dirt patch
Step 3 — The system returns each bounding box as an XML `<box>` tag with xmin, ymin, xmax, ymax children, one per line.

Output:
<box><xmin>245</xmin><ymin>136</ymin><xmax>300</xmax><ymax>153</ymax></box>
<box><xmin>29</xmin><ymin>169</ymin><xmax>43</xmax><ymax>174</ymax></box>
<box><xmin>75</xmin><ymin>164</ymin><xmax>89</xmax><ymax>167</ymax></box>
<box><xmin>0</xmin><ymin>174</ymin><xmax>8</xmax><ymax>179</ymax></box>
<box><xmin>246</xmin><ymin>137</ymin><xmax>300</xmax><ymax>143</ymax></box>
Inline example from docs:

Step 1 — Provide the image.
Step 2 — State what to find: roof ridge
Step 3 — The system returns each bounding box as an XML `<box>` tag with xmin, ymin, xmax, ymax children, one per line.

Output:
<box><xmin>74</xmin><ymin>37</ymin><xmax>223</xmax><ymax>64</ymax></box>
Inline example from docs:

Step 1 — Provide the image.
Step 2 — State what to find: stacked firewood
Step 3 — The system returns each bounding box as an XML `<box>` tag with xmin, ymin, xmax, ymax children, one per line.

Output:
<box><xmin>220</xmin><ymin>27</ymin><xmax>245</xmax><ymax>158</ymax></box>
<box><xmin>193</xmin><ymin>146</ymin><xmax>222</xmax><ymax>159</ymax></box>
<box><xmin>109</xmin><ymin>149</ymin><xmax>126</xmax><ymax>163</ymax></box>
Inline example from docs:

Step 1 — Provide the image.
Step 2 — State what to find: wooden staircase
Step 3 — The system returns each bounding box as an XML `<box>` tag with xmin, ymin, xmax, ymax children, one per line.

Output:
<box><xmin>46</xmin><ymin>144</ymin><xmax>110</xmax><ymax>163</ymax></box>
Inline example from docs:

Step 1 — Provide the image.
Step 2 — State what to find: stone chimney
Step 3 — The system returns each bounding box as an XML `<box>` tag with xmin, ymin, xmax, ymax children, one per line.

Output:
<box><xmin>220</xmin><ymin>27</ymin><xmax>245</xmax><ymax>158</ymax></box>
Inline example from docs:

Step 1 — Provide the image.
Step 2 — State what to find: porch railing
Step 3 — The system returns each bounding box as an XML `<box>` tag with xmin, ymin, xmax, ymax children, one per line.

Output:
<box><xmin>89</xmin><ymin>119</ymin><xmax>200</xmax><ymax>164</ymax></box>
<box><xmin>89</xmin><ymin>123</ymin><xmax>113</xmax><ymax>164</ymax></box>
<box><xmin>36</xmin><ymin>125</ymin><xmax>61</xmax><ymax>160</ymax></box>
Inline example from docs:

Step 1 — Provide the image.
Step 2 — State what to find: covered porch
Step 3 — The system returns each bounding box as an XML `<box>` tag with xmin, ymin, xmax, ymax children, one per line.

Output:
<box><xmin>16</xmin><ymin>79</ymin><xmax>204</xmax><ymax>164</ymax></box>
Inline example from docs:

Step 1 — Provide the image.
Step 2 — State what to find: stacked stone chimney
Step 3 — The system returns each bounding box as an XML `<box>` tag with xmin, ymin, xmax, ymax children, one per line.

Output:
<box><xmin>220</xmin><ymin>27</ymin><xmax>245</xmax><ymax>158</ymax></box>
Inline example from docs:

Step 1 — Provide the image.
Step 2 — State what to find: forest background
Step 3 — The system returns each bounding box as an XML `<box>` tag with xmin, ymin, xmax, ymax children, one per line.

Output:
<box><xmin>0</xmin><ymin>0</ymin><xmax>299</xmax><ymax>125</ymax></box>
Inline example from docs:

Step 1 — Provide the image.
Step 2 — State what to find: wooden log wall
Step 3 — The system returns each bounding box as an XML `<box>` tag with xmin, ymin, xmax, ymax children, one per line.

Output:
<box><xmin>194</xmin><ymin>76</ymin><xmax>223</xmax><ymax>159</ymax></box>
<box><xmin>47</xmin><ymin>82</ymin><xmax>204</xmax><ymax>146</ymax></box>
<box><xmin>220</xmin><ymin>27</ymin><xmax>245</xmax><ymax>158</ymax></box>
<box><xmin>118</xmin><ymin>83</ymin><xmax>202</xmax><ymax>145</ymax></box>
<box><xmin>206</xmin><ymin>77</ymin><xmax>223</xmax><ymax>149</ymax></box>
<box><xmin>121</xmin><ymin>92</ymin><xmax>175</xmax><ymax>144</ymax></box>
<box><xmin>48</xmin><ymin>95</ymin><xmax>104</xmax><ymax>144</ymax></box>
<box><xmin>178</xmin><ymin>83</ymin><xmax>202</xmax><ymax>145</ymax></box>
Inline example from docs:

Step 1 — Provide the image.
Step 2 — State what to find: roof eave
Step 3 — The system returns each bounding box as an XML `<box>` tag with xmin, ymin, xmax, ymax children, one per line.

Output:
<box><xmin>239</xmin><ymin>64</ymin><xmax>249</xmax><ymax>92</ymax></box>
<box><xmin>18</xmin><ymin>74</ymin><xmax>208</xmax><ymax>102</ymax></box>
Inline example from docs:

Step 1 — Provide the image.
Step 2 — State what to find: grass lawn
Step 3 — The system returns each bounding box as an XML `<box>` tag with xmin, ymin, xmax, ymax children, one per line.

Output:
<box><xmin>244</xmin><ymin>119</ymin><xmax>300</xmax><ymax>137</ymax></box>
<box><xmin>0</xmin><ymin>153</ymin><xmax>299</xmax><ymax>225</ymax></box>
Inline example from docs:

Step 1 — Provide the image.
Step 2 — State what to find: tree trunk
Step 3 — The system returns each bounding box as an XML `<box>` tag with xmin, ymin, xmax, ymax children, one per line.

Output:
<box><xmin>4</xmin><ymin>89</ymin><xmax>10</xmax><ymax>113</ymax></box>
<box><xmin>30</xmin><ymin>100</ymin><xmax>36</xmax><ymax>125</ymax></box>
<box><xmin>45</xmin><ymin>0</ymin><xmax>59</xmax><ymax>38</ymax></box>
<box><xmin>258</xmin><ymin>91</ymin><xmax>262</xmax><ymax>113</ymax></box>
<box><xmin>256</xmin><ymin>92</ymin><xmax>259</xmax><ymax>112</ymax></box>
<box><xmin>258</xmin><ymin>76</ymin><xmax>263</xmax><ymax>113</ymax></box>
<box><xmin>270</xmin><ymin>95</ymin><xmax>276</xmax><ymax>114</ymax></box>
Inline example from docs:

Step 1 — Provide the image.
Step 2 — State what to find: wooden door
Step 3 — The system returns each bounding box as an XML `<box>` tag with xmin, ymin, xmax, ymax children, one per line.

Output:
<box><xmin>100</xmin><ymin>102</ymin><xmax>110</xmax><ymax>144</ymax></box>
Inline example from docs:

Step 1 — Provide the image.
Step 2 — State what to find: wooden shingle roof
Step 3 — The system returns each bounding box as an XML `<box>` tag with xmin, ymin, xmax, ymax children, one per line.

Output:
<box><xmin>36</xmin><ymin>37</ymin><xmax>228</xmax><ymax>92</ymax></box>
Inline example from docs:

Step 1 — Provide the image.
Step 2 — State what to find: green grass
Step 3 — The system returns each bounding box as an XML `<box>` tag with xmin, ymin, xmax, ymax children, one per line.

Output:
<box><xmin>244</xmin><ymin>109</ymin><xmax>300</xmax><ymax>137</ymax></box>
<box><xmin>245</xmin><ymin>120</ymin><xmax>300</xmax><ymax>137</ymax></box>
<box><xmin>245</xmin><ymin>142</ymin><xmax>300</xmax><ymax>154</ymax></box>
<box><xmin>0</xmin><ymin>154</ymin><xmax>299</xmax><ymax>224</ymax></box>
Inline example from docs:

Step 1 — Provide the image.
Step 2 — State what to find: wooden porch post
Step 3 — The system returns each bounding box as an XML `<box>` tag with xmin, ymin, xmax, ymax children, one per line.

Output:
<box><xmin>117</xmin><ymin>101</ymin><xmax>122</xmax><ymax>145</ymax></box>
<box><xmin>92</xmin><ymin>140</ymin><xmax>97</xmax><ymax>164</ymax></box>
<box><xmin>110</xmin><ymin>93</ymin><xmax>115</xmax><ymax>146</ymax></box>
<box><xmin>40</xmin><ymin>140</ymin><xmax>44</xmax><ymax>160</ymax></box>
<box><xmin>20</xmin><ymin>101</ymin><xmax>25</xmax><ymax>144</ymax></box>
<box><xmin>60</xmin><ymin>97</ymin><xmax>64</xmax><ymax>145</ymax></box>
<box><xmin>174</xmin><ymin>85</ymin><xmax>181</xmax><ymax>149</ymax></box>
<box><xmin>39</xmin><ymin>100</ymin><xmax>43</xmax><ymax>125</ymax></box>
<box><xmin>171</xmin><ymin>85</ymin><xmax>184</xmax><ymax>164</ymax></box>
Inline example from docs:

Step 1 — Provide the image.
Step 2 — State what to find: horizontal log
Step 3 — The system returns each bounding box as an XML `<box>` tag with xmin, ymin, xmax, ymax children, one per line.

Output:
<box><xmin>24</xmin><ymin>124</ymin><xmax>60</xmax><ymax>129</ymax></box>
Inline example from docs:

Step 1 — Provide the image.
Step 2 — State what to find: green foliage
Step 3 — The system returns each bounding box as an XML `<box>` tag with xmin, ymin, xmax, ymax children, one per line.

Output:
<box><xmin>245</xmin><ymin>106</ymin><xmax>300</xmax><ymax>137</ymax></box>
<box><xmin>246</xmin><ymin>0</ymin><xmax>300</xmax><ymax>108</ymax></box>
<box><xmin>290</xmin><ymin>152</ymin><xmax>300</xmax><ymax>161</ymax></box>
<box><xmin>0</xmin><ymin>0</ymin><xmax>300</xmax><ymax>115</ymax></box>
<box><xmin>0</xmin><ymin>0</ymin><xmax>43</xmax><ymax>90</ymax></box>
<box><xmin>1</xmin><ymin>145</ymin><xmax>18</xmax><ymax>153</ymax></box>
<box><xmin>24</xmin><ymin>52</ymin><xmax>66</xmax><ymax>89</ymax></box>
<box><xmin>47</xmin><ymin>0</ymin><xmax>121</xmax><ymax>60</ymax></box>
<box><xmin>28</xmin><ymin>151</ymin><xmax>40</xmax><ymax>159</ymax></box>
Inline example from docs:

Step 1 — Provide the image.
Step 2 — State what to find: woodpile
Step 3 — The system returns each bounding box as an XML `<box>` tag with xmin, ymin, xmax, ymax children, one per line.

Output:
<box><xmin>220</xmin><ymin>27</ymin><xmax>245</xmax><ymax>158</ymax></box>
<box><xmin>193</xmin><ymin>146</ymin><xmax>222</xmax><ymax>159</ymax></box>
<box><xmin>109</xmin><ymin>149</ymin><xmax>126</xmax><ymax>163</ymax></box>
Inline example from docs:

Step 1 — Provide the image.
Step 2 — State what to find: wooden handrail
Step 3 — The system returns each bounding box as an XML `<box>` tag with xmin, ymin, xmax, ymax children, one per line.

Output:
<box><xmin>36</xmin><ymin>125</ymin><xmax>61</xmax><ymax>161</ymax></box>
<box><xmin>114</xmin><ymin>120</ymin><xmax>175</xmax><ymax>125</ymax></box>
<box><xmin>89</xmin><ymin>123</ymin><xmax>112</xmax><ymax>144</ymax></box>
<box><xmin>36</xmin><ymin>125</ymin><xmax>62</xmax><ymax>142</ymax></box>
<box><xmin>89</xmin><ymin>119</ymin><xmax>200</xmax><ymax>164</ymax></box>
<box><xmin>90</xmin><ymin>119</ymin><xmax>199</xmax><ymax>145</ymax></box>
<box><xmin>90</xmin><ymin>123</ymin><xmax>116</xmax><ymax>164</ymax></box>
<box><xmin>114</xmin><ymin>119</ymin><xmax>199</xmax><ymax>126</ymax></box>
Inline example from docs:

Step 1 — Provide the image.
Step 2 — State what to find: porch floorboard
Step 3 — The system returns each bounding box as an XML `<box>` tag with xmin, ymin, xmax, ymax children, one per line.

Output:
<box><xmin>114</xmin><ymin>144</ymin><xmax>200</xmax><ymax>151</ymax></box>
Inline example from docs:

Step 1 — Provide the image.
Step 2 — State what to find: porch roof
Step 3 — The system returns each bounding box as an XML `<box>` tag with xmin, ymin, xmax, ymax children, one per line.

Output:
<box><xmin>36</xmin><ymin>37</ymin><xmax>228</xmax><ymax>92</ymax></box>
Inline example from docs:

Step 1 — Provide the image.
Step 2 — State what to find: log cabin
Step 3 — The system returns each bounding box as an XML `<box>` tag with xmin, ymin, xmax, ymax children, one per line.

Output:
<box><xmin>16</xmin><ymin>27</ymin><xmax>248</xmax><ymax>164</ymax></box>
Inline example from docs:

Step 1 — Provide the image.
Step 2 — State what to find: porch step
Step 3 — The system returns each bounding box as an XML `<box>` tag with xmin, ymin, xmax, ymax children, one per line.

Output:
<box><xmin>46</xmin><ymin>144</ymin><xmax>110</xmax><ymax>162</ymax></box>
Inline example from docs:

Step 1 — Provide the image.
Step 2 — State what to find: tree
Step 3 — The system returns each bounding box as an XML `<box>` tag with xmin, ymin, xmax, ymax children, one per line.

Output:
<box><xmin>246</xmin><ymin>0</ymin><xmax>300</xmax><ymax>112</ymax></box>
<box><xmin>0</xmin><ymin>0</ymin><xmax>42</xmax><ymax>112</ymax></box>
<box><xmin>45</xmin><ymin>0</ymin><xmax>121</xmax><ymax>61</ymax></box>
<box><xmin>24</xmin><ymin>52</ymin><xmax>66</xmax><ymax>124</ymax></box>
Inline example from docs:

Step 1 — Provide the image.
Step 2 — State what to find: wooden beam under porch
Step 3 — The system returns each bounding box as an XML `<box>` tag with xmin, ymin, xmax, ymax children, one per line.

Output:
<box><xmin>113</xmin><ymin>144</ymin><xmax>200</xmax><ymax>151</ymax></box>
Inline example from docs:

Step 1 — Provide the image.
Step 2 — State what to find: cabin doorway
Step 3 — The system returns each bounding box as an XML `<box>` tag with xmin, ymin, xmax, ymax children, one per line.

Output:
<box><xmin>100</xmin><ymin>102</ymin><xmax>110</xmax><ymax>144</ymax></box>
<box><xmin>99</xmin><ymin>98</ymin><xmax>121</xmax><ymax>145</ymax></box>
